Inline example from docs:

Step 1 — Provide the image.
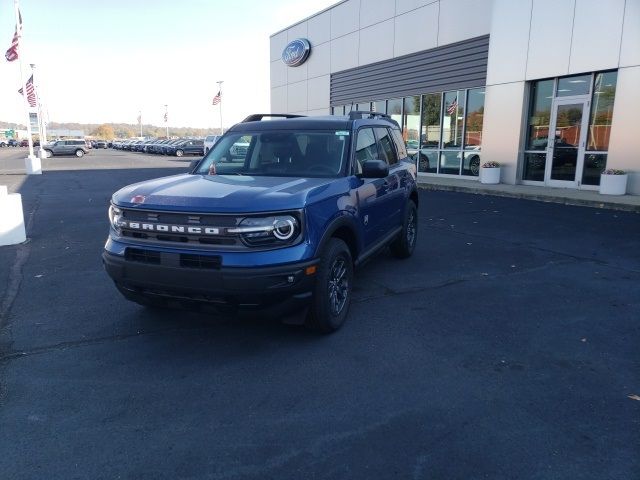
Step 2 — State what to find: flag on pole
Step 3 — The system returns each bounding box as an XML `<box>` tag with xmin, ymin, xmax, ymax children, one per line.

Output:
<box><xmin>212</xmin><ymin>91</ymin><xmax>221</xmax><ymax>105</ymax></box>
<box><xmin>5</xmin><ymin>9</ymin><xmax>22</xmax><ymax>62</ymax></box>
<box><xmin>137</xmin><ymin>113</ymin><xmax>142</xmax><ymax>124</ymax></box>
<box><xmin>164</xmin><ymin>112</ymin><xmax>168</xmax><ymax>122</ymax></box>
<box><xmin>446</xmin><ymin>98</ymin><xmax>458</xmax><ymax>115</ymax></box>
<box><xmin>18</xmin><ymin>75</ymin><xmax>36</xmax><ymax>107</ymax></box>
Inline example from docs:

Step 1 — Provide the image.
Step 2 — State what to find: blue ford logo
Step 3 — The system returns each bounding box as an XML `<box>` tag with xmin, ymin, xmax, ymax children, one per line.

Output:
<box><xmin>282</xmin><ymin>38</ymin><xmax>311</xmax><ymax>67</ymax></box>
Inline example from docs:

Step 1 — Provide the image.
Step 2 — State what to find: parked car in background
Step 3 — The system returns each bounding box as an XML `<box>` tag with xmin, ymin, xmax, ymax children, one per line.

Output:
<box><xmin>0</xmin><ymin>140</ymin><xmax>7</xmax><ymax>147</ymax></box>
<box><xmin>43</xmin><ymin>139</ymin><xmax>90</xmax><ymax>158</ymax></box>
<box><xmin>8</xmin><ymin>139</ymin><xmax>18</xmax><ymax>147</ymax></box>
<box><xmin>95</xmin><ymin>141</ymin><xmax>107</xmax><ymax>149</ymax></box>
<box><xmin>19</xmin><ymin>139</ymin><xmax>28</xmax><ymax>147</ymax></box>
<box><xmin>204</xmin><ymin>135</ymin><xmax>220</xmax><ymax>154</ymax></box>
<box><xmin>166</xmin><ymin>139</ymin><xmax>205</xmax><ymax>157</ymax></box>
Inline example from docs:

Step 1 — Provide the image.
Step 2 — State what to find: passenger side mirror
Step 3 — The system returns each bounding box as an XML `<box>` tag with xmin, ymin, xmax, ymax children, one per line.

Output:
<box><xmin>361</xmin><ymin>159</ymin><xmax>389</xmax><ymax>178</ymax></box>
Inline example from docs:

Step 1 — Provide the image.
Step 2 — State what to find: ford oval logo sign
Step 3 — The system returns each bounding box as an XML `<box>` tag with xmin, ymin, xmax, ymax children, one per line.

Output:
<box><xmin>282</xmin><ymin>38</ymin><xmax>311</xmax><ymax>67</ymax></box>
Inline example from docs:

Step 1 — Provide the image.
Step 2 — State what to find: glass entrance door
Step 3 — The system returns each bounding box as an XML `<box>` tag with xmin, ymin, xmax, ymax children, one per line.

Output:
<box><xmin>545</xmin><ymin>98</ymin><xmax>589</xmax><ymax>187</ymax></box>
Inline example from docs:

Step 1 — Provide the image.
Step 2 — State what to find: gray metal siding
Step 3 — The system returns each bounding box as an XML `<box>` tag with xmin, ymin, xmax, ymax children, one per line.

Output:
<box><xmin>330</xmin><ymin>35</ymin><xmax>489</xmax><ymax>105</ymax></box>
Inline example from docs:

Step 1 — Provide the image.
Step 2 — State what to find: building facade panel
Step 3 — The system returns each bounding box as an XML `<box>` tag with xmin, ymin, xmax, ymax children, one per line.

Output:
<box><xmin>306</xmin><ymin>42</ymin><xmax>331</xmax><ymax>79</ymax></box>
<box><xmin>271</xmin><ymin>86</ymin><xmax>287</xmax><ymax>113</ymax></box>
<box><xmin>360</xmin><ymin>0</ymin><xmax>396</xmax><ymax>28</ymax></box>
<box><xmin>485</xmin><ymin>0</ymin><xmax>532</xmax><ymax>85</ymax></box>
<box><xmin>396</xmin><ymin>0</ymin><xmax>438</xmax><ymax>15</ymax></box>
<box><xmin>308</xmin><ymin>10</ymin><xmax>331</xmax><ymax>46</ymax></box>
<box><xmin>437</xmin><ymin>0</ymin><xmax>493</xmax><ymax>46</ymax></box>
<box><xmin>307</xmin><ymin>75</ymin><xmax>331</xmax><ymax>111</ymax></box>
<box><xmin>330</xmin><ymin>31</ymin><xmax>360</xmax><ymax>72</ymax></box>
<box><xmin>330</xmin><ymin>0</ymin><xmax>360</xmax><ymax>39</ymax></box>
<box><xmin>619</xmin><ymin>0</ymin><xmax>640</xmax><ymax>67</ymax></box>
<box><xmin>358</xmin><ymin>19</ymin><xmax>395</xmax><ymax>66</ymax></box>
<box><xmin>569</xmin><ymin>0</ymin><xmax>625</xmax><ymax>74</ymax></box>
<box><xmin>393</xmin><ymin>3</ymin><xmax>439</xmax><ymax>58</ymax></box>
<box><xmin>270</xmin><ymin>58</ymin><xmax>287</xmax><ymax>88</ymax></box>
<box><xmin>287</xmin><ymin>81</ymin><xmax>307</xmax><ymax>113</ymax></box>
<box><xmin>525</xmin><ymin>0</ymin><xmax>575</xmax><ymax>80</ymax></box>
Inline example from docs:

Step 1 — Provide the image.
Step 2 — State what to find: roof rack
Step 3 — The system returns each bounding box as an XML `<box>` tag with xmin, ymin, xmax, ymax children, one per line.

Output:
<box><xmin>348</xmin><ymin>111</ymin><xmax>392</xmax><ymax>121</ymax></box>
<box><xmin>241</xmin><ymin>113</ymin><xmax>306</xmax><ymax>123</ymax></box>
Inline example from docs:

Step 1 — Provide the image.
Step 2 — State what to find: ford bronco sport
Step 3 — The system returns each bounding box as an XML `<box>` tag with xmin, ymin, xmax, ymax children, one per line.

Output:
<box><xmin>103</xmin><ymin>112</ymin><xmax>419</xmax><ymax>332</ymax></box>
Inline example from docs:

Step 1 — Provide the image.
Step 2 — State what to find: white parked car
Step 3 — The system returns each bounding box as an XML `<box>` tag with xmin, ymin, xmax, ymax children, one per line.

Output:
<box><xmin>204</xmin><ymin>135</ymin><xmax>221</xmax><ymax>154</ymax></box>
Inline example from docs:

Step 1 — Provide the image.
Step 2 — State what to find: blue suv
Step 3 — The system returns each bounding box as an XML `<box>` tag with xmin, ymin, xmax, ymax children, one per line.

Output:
<box><xmin>103</xmin><ymin>112</ymin><xmax>418</xmax><ymax>332</ymax></box>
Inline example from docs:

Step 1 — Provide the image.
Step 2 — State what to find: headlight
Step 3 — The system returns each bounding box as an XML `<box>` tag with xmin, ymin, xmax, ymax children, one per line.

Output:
<box><xmin>229</xmin><ymin>215</ymin><xmax>300</xmax><ymax>246</ymax></box>
<box><xmin>108</xmin><ymin>205</ymin><xmax>124</xmax><ymax>231</ymax></box>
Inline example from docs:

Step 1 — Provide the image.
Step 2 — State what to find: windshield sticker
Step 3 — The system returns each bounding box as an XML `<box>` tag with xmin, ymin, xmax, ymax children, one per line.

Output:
<box><xmin>335</xmin><ymin>131</ymin><xmax>350</xmax><ymax>136</ymax></box>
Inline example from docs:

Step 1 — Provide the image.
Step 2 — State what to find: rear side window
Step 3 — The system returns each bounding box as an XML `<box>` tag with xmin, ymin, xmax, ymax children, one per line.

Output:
<box><xmin>355</xmin><ymin>128</ymin><xmax>378</xmax><ymax>173</ymax></box>
<box><xmin>374</xmin><ymin>128</ymin><xmax>398</xmax><ymax>165</ymax></box>
<box><xmin>390</xmin><ymin>128</ymin><xmax>408</xmax><ymax>159</ymax></box>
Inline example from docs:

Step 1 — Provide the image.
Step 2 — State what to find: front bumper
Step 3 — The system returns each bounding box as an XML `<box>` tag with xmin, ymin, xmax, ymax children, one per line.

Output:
<box><xmin>102</xmin><ymin>249</ymin><xmax>318</xmax><ymax>313</ymax></box>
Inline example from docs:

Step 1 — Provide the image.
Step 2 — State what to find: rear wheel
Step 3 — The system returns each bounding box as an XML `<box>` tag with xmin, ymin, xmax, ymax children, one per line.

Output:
<box><xmin>390</xmin><ymin>200</ymin><xmax>417</xmax><ymax>259</ymax></box>
<box><xmin>306</xmin><ymin>238</ymin><xmax>353</xmax><ymax>333</ymax></box>
<box><xmin>75</xmin><ymin>149</ymin><xmax>84</xmax><ymax>157</ymax></box>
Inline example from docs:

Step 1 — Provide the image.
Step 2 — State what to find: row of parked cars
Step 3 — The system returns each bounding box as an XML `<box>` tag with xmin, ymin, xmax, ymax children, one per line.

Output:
<box><xmin>112</xmin><ymin>138</ymin><xmax>205</xmax><ymax>157</ymax></box>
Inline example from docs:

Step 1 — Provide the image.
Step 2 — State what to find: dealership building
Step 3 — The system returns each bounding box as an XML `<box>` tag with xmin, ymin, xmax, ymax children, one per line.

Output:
<box><xmin>270</xmin><ymin>0</ymin><xmax>639</xmax><ymax>195</ymax></box>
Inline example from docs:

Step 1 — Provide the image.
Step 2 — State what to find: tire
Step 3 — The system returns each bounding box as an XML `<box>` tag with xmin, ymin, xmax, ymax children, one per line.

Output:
<box><xmin>306</xmin><ymin>238</ymin><xmax>353</xmax><ymax>333</ymax></box>
<box><xmin>390</xmin><ymin>200</ymin><xmax>417</xmax><ymax>259</ymax></box>
<box><xmin>44</xmin><ymin>149</ymin><xmax>53</xmax><ymax>157</ymax></box>
<box><xmin>175</xmin><ymin>149</ymin><xmax>184</xmax><ymax>157</ymax></box>
<box><xmin>469</xmin><ymin>155</ymin><xmax>481</xmax><ymax>176</ymax></box>
<box><xmin>75</xmin><ymin>149</ymin><xmax>84</xmax><ymax>158</ymax></box>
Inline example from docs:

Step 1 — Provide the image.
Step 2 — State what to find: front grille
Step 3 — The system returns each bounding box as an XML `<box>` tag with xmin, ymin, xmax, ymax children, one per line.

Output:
<box><xmin>125</xmin><ymin>248</ymin><xmax>161</xmax><ymax>264</ymax></box>
<box><xmin>180</xmin><ymin>254</ymin><xmax>221</xmax><ymax>269</ymax></box>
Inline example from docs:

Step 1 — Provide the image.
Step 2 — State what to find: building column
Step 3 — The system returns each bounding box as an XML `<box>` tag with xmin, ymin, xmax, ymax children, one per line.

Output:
<box><xmin>606</xmin><ymin>65</ymin><xmax>640</xmax><ymax>195</ymax></box>
<box><xmin>480</xmin><ymin>81</ymin><xmax>527</xmax><ymax>185</ymax></box>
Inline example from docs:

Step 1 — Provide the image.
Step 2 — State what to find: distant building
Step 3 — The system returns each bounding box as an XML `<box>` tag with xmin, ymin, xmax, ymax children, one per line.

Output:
<box><xmin>48</xmin><ymin>129</ymin><xmax>85</xmax><ymax>139</ymax></box>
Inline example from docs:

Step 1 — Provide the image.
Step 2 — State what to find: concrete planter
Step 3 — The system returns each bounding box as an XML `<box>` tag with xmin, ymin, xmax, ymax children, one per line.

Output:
<box><xmin>480</xmin><ymin>167</ymin><xmax>501</xmax><ymax>184</ymax></box>
<box><xmin>0</xmin><ymin>185</ymin><xmax>27</xmax><ymax>246</ymax></box>
<box><xmin>599</xmin><ymin>174</ymin><xmax>627</xmax><ymax>195</ymax></box>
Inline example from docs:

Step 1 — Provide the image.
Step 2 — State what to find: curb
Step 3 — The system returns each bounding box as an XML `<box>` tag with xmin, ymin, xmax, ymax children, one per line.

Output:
<box><xmin>417</xmin><ymin>182</ymin><xmax>640</xmax><ymax>213</ymax></box>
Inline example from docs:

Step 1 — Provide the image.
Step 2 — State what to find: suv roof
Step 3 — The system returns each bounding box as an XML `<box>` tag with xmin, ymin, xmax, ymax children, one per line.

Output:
<box><xmin>229</xmin><ymin>112</ymin><xmax>399</xmax><ymax>133</ymax></box>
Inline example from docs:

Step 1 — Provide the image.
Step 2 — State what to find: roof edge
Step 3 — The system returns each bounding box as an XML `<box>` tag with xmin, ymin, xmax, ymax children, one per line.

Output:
<box><xmin>269</xmin><ymin>0</ymin><xmax>347</xmax><ymax>38</ymax></box>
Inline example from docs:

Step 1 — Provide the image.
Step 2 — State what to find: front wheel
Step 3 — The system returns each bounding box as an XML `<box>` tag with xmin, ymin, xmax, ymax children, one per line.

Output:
<box><xmin>390</xmin><ymin>200</ymin><xmax>417</xmax><ymax>259</ymax></box>
<box><xmin>44</xmin><ymin>149</ymin><xmax>53</xmax><ymax>157</ymax></box>
<box><xmin>175</xmin><ymin>149</ymin><xmax>184</xmax><ymax>157</ymax></box>
<box><xmin>306</xmin><ymin>238</ymin><xmax>353</xmax><ymax>333</ymax></box>
<box><xmin>75</xmin><ymin>149</ymin><xmax>84</xmax><ymax>157</ymax></box>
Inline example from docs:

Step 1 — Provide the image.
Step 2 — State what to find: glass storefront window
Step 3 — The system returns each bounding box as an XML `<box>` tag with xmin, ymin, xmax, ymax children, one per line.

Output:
<box><xmin>344</xmin><ymin>104</ymin><xmax>354</xmax><ymax>114</ymax></box>
<box><xmin>372</xmin><ymin>100</ymin><xmax>386</xmax><ymax>113</ymax></box>
<box><xmin>331</xmin><ymin>106</ymin><xmax>344</xmax><ymax>115</ymax></box>
<box><xmin>464</xmin><ymin>88</ymin><xmax>484</xmax><ymax>148</ymax></box>
<box><xmin>557</xmin><ymin>74</ymin><xmax>591</xmax><ymax>97</ymax></box>
<box><xmin>526</xmin><ymin>79</ymin><xmax>553</xmax><ymax>150</ymax></box>
<box><xmin>387</xmin><ymin>98</ymin><xmax>403</xmax><ymax>126</ymax></box>
<box><xmin>439</xmin><ymin>151</ymin><xmax>460</xmax><ymax>175</ymax></box>
<box><xmin>588</xmin><ymin>71</ymin><xmax>617</xmax><ymax>151</ymax></box>
<box><xmin>442</xmin><ymin>90</ymin><xmax>464</xmax><ymax>148</ymax></box>
<box><xmin>417</xmin><ymin>150</ymin><xmax>437</xmax><ymax>174</ymax></box>
<box><xmin>403</xmin><ymin>96</ymin><xmax>420</xmax><ymax>154</ymax></box>
<box><xmin>420</xmin><ymin>93</ymin><xmax>441</xmax><ymax>149</ymax></box>
<box><xmin>462</xmin><ymin>151</ymin><xmax>481</xmax><ymax>176</ymax></box>
<box><xmin>582</xmin><ymin>153</ymin><xmax>607</xmax><ymax>185</ymax></box>
<box><xmin>523</xmin><ymin>153</ymin><xmax>546</xmax><ymax>181</ymax></box>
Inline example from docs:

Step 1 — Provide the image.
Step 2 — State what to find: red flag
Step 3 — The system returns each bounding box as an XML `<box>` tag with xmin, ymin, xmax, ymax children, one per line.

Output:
<box><xmin>5</xmin><ymin>10</ymin><xmax>22</xmax><ymax>62</ymax></box>
<box><xmin>18</xmin><ymin>75</ymin><xmax>36</xmax><ymax>107</ymax></box>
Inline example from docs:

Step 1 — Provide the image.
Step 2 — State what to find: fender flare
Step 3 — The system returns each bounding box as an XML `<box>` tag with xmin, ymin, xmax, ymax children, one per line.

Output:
<box><xmin>314</xmin><ymin>214</ymin><xmax>361</xmax><ymax>260</ymax></box>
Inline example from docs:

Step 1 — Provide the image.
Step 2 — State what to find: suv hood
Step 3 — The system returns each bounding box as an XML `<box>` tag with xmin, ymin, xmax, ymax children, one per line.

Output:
<box><xmin>112</xmin><ymin>173</ymin><xmax>342</xmax><ymax>213</ymax></box>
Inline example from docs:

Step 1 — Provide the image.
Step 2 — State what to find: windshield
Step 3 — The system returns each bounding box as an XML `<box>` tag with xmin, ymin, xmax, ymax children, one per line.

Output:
<box><xmin>195</xmin><ymin>130</ymin><xmax>350</xmax><ymax>177</ymax></box>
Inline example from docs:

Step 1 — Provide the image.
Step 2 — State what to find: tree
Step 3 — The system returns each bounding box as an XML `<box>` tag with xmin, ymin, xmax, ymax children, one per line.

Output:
<box><xmin>91</xmin><ymin>124</ymin><xmax>115</xmax><ymax>139</ymax></box>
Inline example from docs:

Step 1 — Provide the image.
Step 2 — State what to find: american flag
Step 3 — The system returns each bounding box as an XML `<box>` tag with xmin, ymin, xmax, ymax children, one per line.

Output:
<box><xmin>5</xmin><ymin>9</ymin><xmax>22</xmax><ymax>62</ymax></box>
<box><xmin>164</xmin><ymin>111</ymin><xmax>168</xmax><ymax>122</ymax></box>
<box><xmin>18</xmin><ymin>75</ymin><xmax>36</xmax><ymax>107</ymax></box>
<box><xmin>446</xmin><ymin>98</ymin><xmax>458</xmax><ymax>115</ymax></box>
<box><xmin>212</xmin><ymin>90</ymin><xmax>221</xmax><ymax>105</ymax></box>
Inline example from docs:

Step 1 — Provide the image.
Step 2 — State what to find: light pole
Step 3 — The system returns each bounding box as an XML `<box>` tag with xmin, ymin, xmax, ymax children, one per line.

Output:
<box><xmin>138</xmin><ymin>110</ymin><xmax>142</xmax><ymax>138</ymax></box>
<box><xmin>164</xmin><ymin>104</ymin><xmax>169</xmax><ymax>138</ymax></box>
<box><xmin>217</xmin><ymin>80</ymin><xmax>224</xmax><ymax>134</ymax></box>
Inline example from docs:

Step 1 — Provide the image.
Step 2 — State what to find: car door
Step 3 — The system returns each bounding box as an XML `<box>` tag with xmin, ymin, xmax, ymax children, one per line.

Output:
<box><xmin>373</xmin><ymin>127</ymin><xmax>405</xmax><ymax>233</ymax></box>
<box><xmin>353</xmin><ymin>127</ymin><xmax>395</xmax><ymax>249</ymax></box>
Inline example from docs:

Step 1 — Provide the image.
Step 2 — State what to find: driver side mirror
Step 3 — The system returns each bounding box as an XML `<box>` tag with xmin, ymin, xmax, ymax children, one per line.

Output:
<box><xmin>361</xmin><ymin>159</ymin><xmax>389</xmax><ymax>178</ymax></box>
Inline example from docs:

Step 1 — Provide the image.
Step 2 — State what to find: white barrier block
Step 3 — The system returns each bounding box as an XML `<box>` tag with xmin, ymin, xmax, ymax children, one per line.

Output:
<box><xmin>0</xmin><ymin>187</ymin><xmax>27</xmax><ymax>246</ymax></box>
<box><xmin>25</xmin><ymin>155</ymin><xmax>42</xmax><ymax>175</ymax></box>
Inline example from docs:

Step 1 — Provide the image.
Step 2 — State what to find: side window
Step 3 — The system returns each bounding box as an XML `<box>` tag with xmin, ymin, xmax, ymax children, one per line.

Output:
<box><xmin>355</xmin><ymin>128</ymin><xmax>378</xmax><ymax>173</ymax></box>
<box><xmin>390</xmin><ymin>128</ymin><xmax>408</xmax><ymax>159</ymax></box>
<box><xmin>374</xmin><ymin>127</ymin><xmax>398</xmax><ymax>165</ymax></box>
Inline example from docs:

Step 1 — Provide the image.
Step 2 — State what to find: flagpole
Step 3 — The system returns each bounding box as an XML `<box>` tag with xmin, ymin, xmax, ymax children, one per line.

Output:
<box><xmin>30</xmin><ymin>63</ymin><xmax>47</xmax><ymax>160</ymax></box>
<box><xmin>139</xmin><ymin>110</ymin><xmax>142</xmax><ymax>137</ymax></box>
<box><xmin>217</xmin><ymin>80</ymin><xmax>224</xmax><ymax>135</ymax></box>
<box><xmin>164</xmin><ymin>104</ymin><xmax>169</xmax><ymax>138</ymax></box>
<box><xmin>14</xmin><ymin>0</ymin><xmax>40</xmax><ymax>174</ymax></box>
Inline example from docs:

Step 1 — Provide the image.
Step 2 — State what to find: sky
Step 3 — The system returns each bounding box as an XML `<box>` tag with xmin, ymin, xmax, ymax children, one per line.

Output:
<box><xmin>0</xmin><ymin>0</ymin><xmax>337</xmax><ymax>130</ymax></box>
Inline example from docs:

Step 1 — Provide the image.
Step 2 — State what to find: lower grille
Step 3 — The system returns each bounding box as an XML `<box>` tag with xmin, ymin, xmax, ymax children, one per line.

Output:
<box><xmin>125</xmin><ymin>248</ymin><xmax>161</xmax><ymax>265</ymax></box>
<box><xmin>180</xmin><ymin>254</ymin><xmax>221</xmax><ymax>270</ymax></box>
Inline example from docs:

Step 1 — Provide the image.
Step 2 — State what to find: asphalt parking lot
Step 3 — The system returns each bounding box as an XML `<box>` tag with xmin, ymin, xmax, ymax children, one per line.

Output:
<box><xmin>1</xmin><ymin>148</ymin><xmax>639</xmax><ymax>479</ymax></box>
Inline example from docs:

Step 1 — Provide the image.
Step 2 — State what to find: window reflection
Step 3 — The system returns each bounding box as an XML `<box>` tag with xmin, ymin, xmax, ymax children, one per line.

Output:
<box><xmin>372</xmin><ymin>100</ymin><xmax>386</xmax><ymax>113</ymax></box>
<box><xmin>420</xmin><ymin>93</ymin><xmax>441</xmax><ymax>149</ymax></box>
<box><xmin>403</xmin><ymin>96</ymin><xmax>420</xmax><ymax>155</ymax></box>
<box><xmin>526</xmin><ymin>80</ymin><xmax>553</xmax><ymax>150</ymax></box>
<box><xmin>439</xmin><ymin>151</ymin><xmax>460</xmax><ymax>175</ymax></box>
<box><xmin>465</xmin><ymin>88</ymin><xmax>484</xmax><ymax>148</ymax></box>
<box><xmin>557</xmin><ymin>74</ymin><xmax>590</xmax><ymax>97</ymax></box>
<box><xmin>387</xmin><ymin>98</ymin><xmax>403</xmax><ymax>126</ymax></box>
<box><xmin>588</xmin><ymin>71</ymin><xmax>617</xmax><ymax>151</ymax></box>
<box><xmin>442</xmin><ymin>90</ymin><xmax>464</xmax><ymax>148</ymax></box>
